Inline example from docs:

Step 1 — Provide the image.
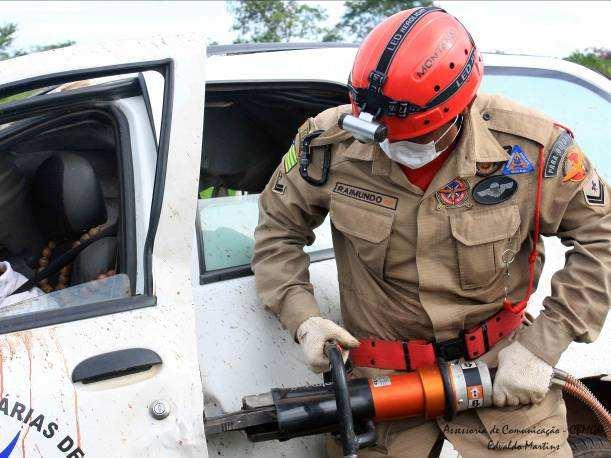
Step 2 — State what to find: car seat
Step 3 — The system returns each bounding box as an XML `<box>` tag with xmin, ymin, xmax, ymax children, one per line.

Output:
<box><xmin>0</xmin><ymin>155</ymin><xmax>46</xmax><ymax>276</ymax></box>
<box><xmin>32</xmin><ymin>152</ymin><xmax>117</xmax><ymax>290</ymax></box>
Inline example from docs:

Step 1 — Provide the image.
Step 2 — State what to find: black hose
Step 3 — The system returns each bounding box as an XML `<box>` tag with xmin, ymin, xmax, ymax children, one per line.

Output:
<box><xmin>326</xmin><ymin>342</ymin><xmax>359</xmax><ymax>458</ymax></box>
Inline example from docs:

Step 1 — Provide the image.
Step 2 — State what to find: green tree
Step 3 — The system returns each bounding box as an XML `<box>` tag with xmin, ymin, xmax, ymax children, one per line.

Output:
<box><xmin>565</xmin><ymin>48</ymin><xmax>610</xmax><ymax>79</ymax></box>
<box><xmin>1</xmin><ymin>22</ymin><xmax>75</xmax><ymax>61</ymax></box>
<box><xmin>229</xmin><ymin>0</ymin><xmax>331</xmax><ymax>43</ymax></box>
<box><xmin>0</xmin><ymin>23</ymin><xmax>17</xmax><ymax>60</ymax></box>
<box><xmin>11</xmin><ymin>40</ymin><xmax>76</xmax><ymax>58</ymax></box>
<box><xmin>338</xmin><ymin>0</ymin><xmax>433</xmax><ymax>42</ymax></box>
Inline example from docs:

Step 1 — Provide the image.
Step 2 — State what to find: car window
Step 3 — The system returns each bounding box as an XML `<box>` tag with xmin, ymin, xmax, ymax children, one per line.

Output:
<box><xmin>481</xmin><ymin>72</ymin><xmax>611</xmax><ymax>179</ymax></box>
<box><xmin>198</xmin><ymin>195</ymin><xmax>332</xmax><ymax>272</ymax></box>
<box><xmin>0</xmin><ymin>82</ymin><xmax>142</xmax><ymax>333</ymax></box>
<box><xmin>0</xmin><ymin>274</ymin><xmax>130</xmax><ymax>318</ymax></box>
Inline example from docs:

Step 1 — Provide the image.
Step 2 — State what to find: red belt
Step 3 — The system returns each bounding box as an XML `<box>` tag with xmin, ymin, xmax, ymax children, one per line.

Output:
<box><xmin>350</xmin><ymin>308</ymin><xmax>524</xmax><ymax>371</ymax></box>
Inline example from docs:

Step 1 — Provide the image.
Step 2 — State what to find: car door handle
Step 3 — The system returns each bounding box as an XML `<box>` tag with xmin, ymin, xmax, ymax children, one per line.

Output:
<box><xmin>72</xmin><ymin>348</ymin><xmax>162</xmax><ymax>384</ymax></box>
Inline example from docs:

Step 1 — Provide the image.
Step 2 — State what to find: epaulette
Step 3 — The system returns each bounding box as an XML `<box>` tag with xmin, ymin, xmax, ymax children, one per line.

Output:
<box><xmin>475</xmin><ymin>94</ymin><xmax>555</xmax><ymax>147</ymax></box>
<box><xmin>484</xmin><ymin>107</ymin><xmax>555</xmax><ymax>147</ymax></box>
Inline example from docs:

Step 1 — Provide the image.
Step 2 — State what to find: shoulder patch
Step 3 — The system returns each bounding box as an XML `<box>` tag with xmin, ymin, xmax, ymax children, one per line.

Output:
<box><xmin>562</xmin><ymin>146</ymin><xmax>587</xmax><ymax>183</ymax></box>
<box><xmin>583</xmin><ymin>172</ymin><xmax>605</xmax><ymax>206</ymax></box>
<box><xmin>283</xmin><ymin>143</ymin><xmax>298</xmax><ymax>173</ymax></box>
<box><xmin>545</xmin><ymin>131</ymin><xmax>573</xmax><ymax>177</ymax></box>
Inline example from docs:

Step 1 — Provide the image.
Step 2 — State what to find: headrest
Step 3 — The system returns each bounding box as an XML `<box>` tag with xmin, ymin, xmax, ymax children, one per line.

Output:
<box><xmin>33</xmin><ymin>153</ymin><xmax>107</xmax><ymax>239</ymax></box>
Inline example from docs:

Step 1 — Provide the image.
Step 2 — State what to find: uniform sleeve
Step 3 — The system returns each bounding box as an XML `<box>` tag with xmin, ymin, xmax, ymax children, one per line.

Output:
<box><xmin>252</xmin><ymin>140</ymin><xmax>329</xmax><ymax>338</ymax></box>
<box><xmin>517</xmin><ymin>131</ymin><xmax>611</xmax><ymax>366</ymax></box>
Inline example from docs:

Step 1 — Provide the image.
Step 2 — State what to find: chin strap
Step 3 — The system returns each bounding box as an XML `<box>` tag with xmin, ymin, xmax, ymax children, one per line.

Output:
<box><xmin>503</xmin><ymin>125</ymin><xmax>574</xmax><ymax>314</ymax></box>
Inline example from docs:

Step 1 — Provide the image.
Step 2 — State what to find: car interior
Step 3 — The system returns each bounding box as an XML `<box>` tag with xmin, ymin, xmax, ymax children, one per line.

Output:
<box><xmin>199</xmin><ymin>82</ymin><xmax>350</xmax><ymax>196</ymax></box>
<box><xmin>0</xmin><ymin>108</ymin><xmax>131</xmax><ymax>299</ymax></box>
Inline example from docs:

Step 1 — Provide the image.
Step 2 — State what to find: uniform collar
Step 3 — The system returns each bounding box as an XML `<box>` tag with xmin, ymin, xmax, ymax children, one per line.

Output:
<box><xmin>420</xmin><ymin>105</ymin><xmax>511</xmax><ymax>201</ymax></box>
<box><xmin>455</xmin><ymin>103</ymin><xmax>511</xmax><ymax>178</ymax></box>
<box><xmin>340</xmin><ymin>138</ymin><xmax>375</xmax><ymax>162</ymax></box>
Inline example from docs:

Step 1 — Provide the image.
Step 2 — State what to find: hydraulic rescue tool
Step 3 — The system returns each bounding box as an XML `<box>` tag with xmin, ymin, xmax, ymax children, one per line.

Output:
<box><xmin>205</xmin><ymin>344</ymin><xmax>611</xmax><ymax>458</ymax></box>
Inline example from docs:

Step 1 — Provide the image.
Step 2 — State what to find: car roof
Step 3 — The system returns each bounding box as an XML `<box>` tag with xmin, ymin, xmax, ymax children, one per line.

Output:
<box><xmin>206</xmin><ymin>43</ymin><xmax>611</xmax><ymax>97</ymax></box>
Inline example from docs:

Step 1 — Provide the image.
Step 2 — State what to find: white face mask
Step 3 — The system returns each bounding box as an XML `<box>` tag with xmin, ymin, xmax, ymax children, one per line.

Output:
<box><xmin>378</xmin><ymin>116</ymin><xmax>461</xmax><ymax>169</ymax></box>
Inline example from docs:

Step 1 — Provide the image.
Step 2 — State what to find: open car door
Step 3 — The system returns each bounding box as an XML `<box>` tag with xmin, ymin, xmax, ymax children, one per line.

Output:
<box><xmin>0</xmin><ymin>34</ymin><xmax>207</xmax><ymax>457</ymax></box>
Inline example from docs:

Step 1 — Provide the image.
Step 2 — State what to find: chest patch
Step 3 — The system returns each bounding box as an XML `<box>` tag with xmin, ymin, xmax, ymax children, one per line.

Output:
<box><xmin>545</xmin><ymin>131</ymin><xmax>573</xmax><ymax>177</ymax></box>
<box><xmin>472</xmin><ymin>175</ymin><xmax>518</xmax><ymax>205</ymax></box>
<box><xmin>583</xmin><ymin>173</ymin><xmax>605</xmax><ymax>206</ymax></box>
<box><xmin>502</xmin><ymin>145</ymin><xmax>534</xmax><ymax>175</ymax></box>
<box><xmin>333</xmin><ymin>182</ymin><xmax>398</xmax><ymax>210</ymax></box>
<box><xmin>436</xmin><ymin>178</ymin><xmax>471</xmax><ymax>210</ymax></box>
<box><xmin>562</xmin><ymin>146</ymin><xmax>587</xmax><ymax>183</ymax></box>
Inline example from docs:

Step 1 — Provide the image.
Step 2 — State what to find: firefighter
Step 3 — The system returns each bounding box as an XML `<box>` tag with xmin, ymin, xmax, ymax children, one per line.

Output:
<box><xmin>253</xmin><ymin>7</ymin><xmax>610</xmax><ymax>457</ymax></box>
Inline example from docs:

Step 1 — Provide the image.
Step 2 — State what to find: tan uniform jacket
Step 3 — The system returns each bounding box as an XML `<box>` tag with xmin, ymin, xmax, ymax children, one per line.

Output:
<box><xmin>252</xmin><ymin>93</ymin><xmax>611</xmax><ymax>367</ymax></box>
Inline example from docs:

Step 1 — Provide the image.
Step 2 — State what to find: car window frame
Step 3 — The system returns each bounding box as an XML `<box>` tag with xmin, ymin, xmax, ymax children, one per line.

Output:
<box><xmin>0</xmin><ymin>60</ymin><xmax>173</xmax><ymax>334</ymax></box>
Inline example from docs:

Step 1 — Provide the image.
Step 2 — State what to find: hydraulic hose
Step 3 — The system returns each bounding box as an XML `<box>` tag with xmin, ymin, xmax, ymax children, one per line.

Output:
<box><xmin>551</xmin><ymin>369</ymin><xmax>611</xmax><ymax>441</ymax></box>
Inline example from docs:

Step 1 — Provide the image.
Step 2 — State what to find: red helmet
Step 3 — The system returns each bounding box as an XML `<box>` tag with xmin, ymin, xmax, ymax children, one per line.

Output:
<box><xmin>348</xmin><ymin>7</ymin><xmax>483</xmax><ymax>140</ymax></box>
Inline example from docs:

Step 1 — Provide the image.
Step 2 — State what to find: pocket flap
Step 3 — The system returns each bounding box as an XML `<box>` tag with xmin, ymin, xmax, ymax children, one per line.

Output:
<box><xmin>330</xmin><ymin>198</ymin><xmax>394</xmax><ymax>243</ymax></box>
<box><xmin>450</xmin><ymin>204</ymin><xmax>521</xmax><ymax>246</ymax></box>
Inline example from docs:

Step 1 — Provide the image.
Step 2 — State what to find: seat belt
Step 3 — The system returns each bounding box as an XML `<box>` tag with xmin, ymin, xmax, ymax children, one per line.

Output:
<box><xmin>10</xmin><ymin>222</ymin><xmax>118</xmax><ymax>296</ymax></box>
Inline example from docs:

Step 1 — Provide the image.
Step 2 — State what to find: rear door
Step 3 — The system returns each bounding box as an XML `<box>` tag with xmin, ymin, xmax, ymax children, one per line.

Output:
<box><xmin>0</xmin><ymin>34</ymin><xmax>207</xmax><ymax>457</ymax></box>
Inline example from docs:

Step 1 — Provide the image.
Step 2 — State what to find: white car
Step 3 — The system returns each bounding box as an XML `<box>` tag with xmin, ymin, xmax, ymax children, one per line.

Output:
<box><xmin>0</xmin><ymin>35</ymin><xmax>609</xmax><ymax>458</ymax></box>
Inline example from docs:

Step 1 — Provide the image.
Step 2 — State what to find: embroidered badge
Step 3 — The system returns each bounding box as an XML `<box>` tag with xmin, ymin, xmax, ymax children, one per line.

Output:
<box><xmin>472</xmin><ymin>176</ymin><xmax>518</xmax><ymax>205</ymax></box>
<box><xmin>502</xmin><ymin>145</ymin><xmax>534</xmax><ymax>175</ymax></box>
<box><xmin>333</xmin><ymin>182</ymin><xmax>398</xmax><ymax>210</ymax></box>
<box><xmin>436</xmin><ymin>178</ymin><xmax>471</xmax><ymax>210</ymax></box>
<box><xmin>583</xmin><ymin>173</ymin><xmax>605</xmax><ymax>206</ymax></box>
<box><xmin>562</xmin><ymin>146</ymin><xmax>587</xmax><ymax>183</ymax></box>
<box><xmin>283</xmin><ymin>143</ymin><xmax>298</xmax><ymax>173</ymax></box>
<box><xmin>272</xmin><ymin>171</ymin><xmax>285</xmax><ymax>194</ymax></box>
<box><xmin>545</xmin><ymin>131</ymin><xmax>573</xmax><ymax>177</ymax></box>
<box><xmin>476</xmin><ymin>162</ymin><xmax>502</xmax><ymax>177</ymax></box>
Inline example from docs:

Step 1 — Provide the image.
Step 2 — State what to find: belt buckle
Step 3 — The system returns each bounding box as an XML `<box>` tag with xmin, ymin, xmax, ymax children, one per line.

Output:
<box><xmin>434</xmin><ymin>336</ymin><xmax>466</xmax><ymax>362</ymax></box>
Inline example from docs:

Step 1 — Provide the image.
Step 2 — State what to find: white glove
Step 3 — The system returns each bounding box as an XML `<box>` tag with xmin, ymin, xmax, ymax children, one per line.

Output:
<box><xmin>493</xmin><ymin>341</ymin><xmax>554</xmax><ymax>407</ymax></box>
<box><xmin>296</xmin><ymin>317</ymin><xmax>360</xmax><ymax>373</ymax></box>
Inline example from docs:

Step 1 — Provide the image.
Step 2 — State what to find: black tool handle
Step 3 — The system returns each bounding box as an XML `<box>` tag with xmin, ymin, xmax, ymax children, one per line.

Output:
<box><xmin>325</xmin><ymin>342</ymin><xmax>358</xmax><ymax>458</ymax></box>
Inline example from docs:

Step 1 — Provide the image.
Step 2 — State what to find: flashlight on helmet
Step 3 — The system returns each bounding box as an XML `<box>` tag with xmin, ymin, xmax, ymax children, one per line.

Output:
<box><xmin>338</xmin><ymin>111</ymin><xmax>388</xmax><ymax>144</ymax></box>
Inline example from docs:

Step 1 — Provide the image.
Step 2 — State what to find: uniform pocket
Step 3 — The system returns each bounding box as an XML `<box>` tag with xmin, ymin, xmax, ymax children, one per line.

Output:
<box><xmin>450</xmin><ymin>204</ymin><xmax>521</xmax><ymax>290</ymax></box>
<box><xmin>330</xmin><ymin>197</ymin><xmax>394</xmax><ymax>279</ymax></box>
